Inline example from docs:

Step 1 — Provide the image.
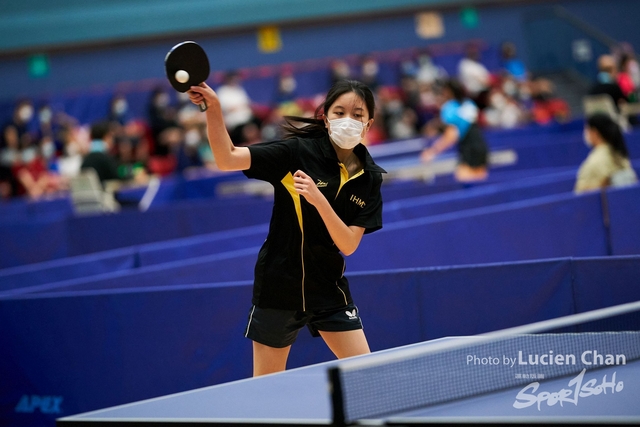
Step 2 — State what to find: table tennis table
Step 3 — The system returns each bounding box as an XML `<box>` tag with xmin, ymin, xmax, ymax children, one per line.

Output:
<box><xmin>57</xmin><ymin>334</ymin><xmax>640</xmax><ymax>427</ymax></box>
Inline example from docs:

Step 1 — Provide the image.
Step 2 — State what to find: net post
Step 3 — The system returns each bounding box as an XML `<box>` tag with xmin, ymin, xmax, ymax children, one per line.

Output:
<box><xmin>328</xmin><ymin>366</ymin><xmax>346</xmax><ymax>426</ymax></box>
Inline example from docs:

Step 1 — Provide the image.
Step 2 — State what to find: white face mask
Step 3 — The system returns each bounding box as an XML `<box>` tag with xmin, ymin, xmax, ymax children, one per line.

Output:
<box><xmin>42</xmin><ymin>141</ymin><xmax>55</xmax><ymax>159</ymax></box>
<box><xmin>39</xmin><ymin>108</ymin><xmax>52</xmax><ymax>125</ymax></box>
<box><xmin>327</xmin><ymin>117</ymin><xmax>366</xmax><ymax>149</ymax></box>
<box><xmin>362</xmin><ymin>61</ymin><xmax>379</xmax><ymax>77</ymax></box>
<box><xmin>279</xmin><ymin>76</ymin><xmax>296</xmax><ymax>94</ymax></box>
<box><xmin>113</xmin><ymin>99</ymin><xmax>128</xmax><ymax>116</ymax></box>
<box><xmin>18</xmin><ymin>105</ymin><xmax>34</xmax><ymax>123</ymax></box>
<box><xmin>22</xmin><ymin>147</ymin><xmax>37</xmax><ymax>163</ymax></box>
<box><xmin>1</xmin><ymin>148</ymin><xmax>18</xmax><ymax>165</ymax></box>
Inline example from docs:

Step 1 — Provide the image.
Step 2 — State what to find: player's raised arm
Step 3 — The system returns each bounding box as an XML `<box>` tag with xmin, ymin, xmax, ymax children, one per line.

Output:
<box><xmin>189</xmin><ymin>83</ymin><xmax>251</xmax><ymax>171</ymax></box>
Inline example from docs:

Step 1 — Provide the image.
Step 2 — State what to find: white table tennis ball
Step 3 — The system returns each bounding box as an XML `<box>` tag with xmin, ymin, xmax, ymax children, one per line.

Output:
<box><xmin>175</xmin><ymin>70</ymin><xmax>189</xmax><ymax>84</ymax></box>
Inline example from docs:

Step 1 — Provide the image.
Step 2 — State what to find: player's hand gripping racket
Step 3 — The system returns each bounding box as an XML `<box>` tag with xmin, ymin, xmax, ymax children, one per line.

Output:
<box><xmin>165</xmin><ymin>41</ymin><xmax>210</xmax><ymax>112</ymax></box>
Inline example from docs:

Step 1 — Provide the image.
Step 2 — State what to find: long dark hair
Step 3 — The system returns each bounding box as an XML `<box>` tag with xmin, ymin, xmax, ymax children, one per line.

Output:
<box><xmin>444</xmin><ymin>78</ymin><xmax>466</xmax><ymax>103</ymax></box>
<box><xmin>281</xmin><ymin>79</ymin><xmax>375</xmax><ymax>139</ymax></box>
<box><xmin>587</xmin><ymin>113</ymin><xmax>629</xmax><ymax>158</ymax></box>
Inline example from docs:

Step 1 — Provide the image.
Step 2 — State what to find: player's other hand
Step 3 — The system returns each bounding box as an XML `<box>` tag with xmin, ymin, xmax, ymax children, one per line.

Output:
<box><xmin>420</xmin><ymin>148</ymin><xmax>436</xmax><ymax>163</ymax></box>
<box><xmin>293</xmin><ymin>170</ymin><xmax>324</xmax><ymax>206</ymax></box>
<box><xmin>188</xmin><ymin>83</ymin><xmax>218</xmax><ymax>107</ymax></box>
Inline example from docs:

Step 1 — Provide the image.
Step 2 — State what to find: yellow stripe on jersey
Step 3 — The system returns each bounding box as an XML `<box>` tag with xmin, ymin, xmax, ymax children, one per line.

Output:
<box><xmin>281</xmin><ymin>172</ymin><xmax>306</xmax><ymax>309</ymax></box>
<box><xmin>281</xmin><ymin>172</ymin><xmax>303</xmax><ymax>232</ymax></box>
<box><xmin>336</xmin><ymin>163</ymin><xmax>365</xmax><ymax>199</ymax></box>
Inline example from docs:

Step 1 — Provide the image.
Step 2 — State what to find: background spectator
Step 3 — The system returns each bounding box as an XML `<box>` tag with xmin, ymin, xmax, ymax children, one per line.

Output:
<box><xmin>0</xmin><ymin>38</ymin><xmax>605</xmax><ymax>200</ymax></box>
<box><xmin>13</xmin><ymin>136</ymin><xmax>65</xmax><ymax>200</ymax></box>
<box><xmin>483</xmin><ymin>86</ymin><xmax>526</xmax><ymax>129</ymax></box>
<box><xmin>530</xmin><ymin>77</ymin><xmax>571</xmax><ymax>125</ymax></box>
<box><xmin>500</xmin><ymin>41</ymin><xmax>528</xmax><ymax>82</ymax></box>
<box><xmin>359</xmin><ymin>55</ymin><xmax>381</xmax><ymax>91</ymax></box>
<box><xmin>116</xmin><ymin>121</ymin><xmax>151</xmax><ymax>182</ymax></box>
<box><xmin>56</xmin><ymin>123</ymin><xmax>86</xmax><ymax>180</ymax></box>
<box><xmin>330</xmin><ymin>59</ymin><xmax>352</xmax><ymax>85</ymax></box>
<box><xmin>274</xmin><ymin>67</ymin><xmax>298</xmax><ymax>105</ymax></box>
<box><xmin>589</xmin><ymin>54</ymin><xmax>627</xmax><ymax>111</ymax></box>
<box><xmin>217</xmin><ymin>71</ymin><xmax>259</xmax><ymax>146</ymax></box>
<box><xmin>2</xmin><ymin>99</ymin><xmax>36</xmax><ymax>152</ymax></box>
<box><xmin>619</xmin><ymin>43</ymin><xmax>640</xmax><ymax>90</ymax></box>
<box><xmin>457</xmin><ymin>43</ymin><xmax>491</xmax><ymax>109</ymax></box>
<box><xmin>575</xmin><ymin>113</ymin><xmax>638</xmax><ymax>193</ymax></box>
<box><xmin>415</xmin><ymin>50</ymin><xmax>448</xmax><ymax>86</ymax></box>
<box><xmin>174</xmin><ymin>126</ymin><xmax>204</xmax><ymax>173</ymax></box>
<box><xmin>148</xmin><ymin>86</ymin><xmax>178</xmax><ymax>156</ymax></box>
<box><xmin>0</xmin><ymin>100</ymin><xmax>38</xmax><ymax>198</ymax></box>
<box><xmin>108</xmin><ymin>94</ymin><xmax>131</xmax><ymax>126</ymax></box>
<box><xmin>82</xmin><ymin>121</ymin><xmax>121</xmax><ymax>185</ymax></box>
<box><xmin>420</xmin><ymin>79</ymin><xmax>489</xmax><ymax>182</ymax></box>
<box><xmin>618</xmin><ymin>53</ymin><xmax>638</xmax><ymax>102</ymax></box>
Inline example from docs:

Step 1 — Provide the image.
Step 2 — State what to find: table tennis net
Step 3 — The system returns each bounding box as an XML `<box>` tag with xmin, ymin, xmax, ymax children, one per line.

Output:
<box><xmin>328</xmin><ymin>301</ymin><xmax>640</xmax><ymax>424</ymax></box>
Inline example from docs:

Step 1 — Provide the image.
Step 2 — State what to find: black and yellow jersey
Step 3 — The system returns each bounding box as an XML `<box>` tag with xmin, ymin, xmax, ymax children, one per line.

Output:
<box><xmin>243</xmin><ymin>135</ymin><xmax>386</xmax><ymax>311</ymax></box>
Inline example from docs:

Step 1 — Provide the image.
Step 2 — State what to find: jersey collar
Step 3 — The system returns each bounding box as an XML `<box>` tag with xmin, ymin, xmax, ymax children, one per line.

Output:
<box><xmin>320</xmin><ymin>135</ymin><xmax>387</xmax><ymax>174</ymax></box>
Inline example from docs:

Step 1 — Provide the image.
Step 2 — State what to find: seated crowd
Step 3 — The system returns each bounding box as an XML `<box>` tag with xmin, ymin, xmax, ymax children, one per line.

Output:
<box><xmin>0</xmin><ymin>42</ymin><xmax>638</xmax><ymax>201</ymax></box>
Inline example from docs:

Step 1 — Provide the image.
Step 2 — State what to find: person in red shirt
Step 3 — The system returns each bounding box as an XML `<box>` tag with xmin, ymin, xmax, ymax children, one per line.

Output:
<box><xmin>618</xmin><ymin>53</ymin><xmax>638</xmax><ymax>101</ymax></box>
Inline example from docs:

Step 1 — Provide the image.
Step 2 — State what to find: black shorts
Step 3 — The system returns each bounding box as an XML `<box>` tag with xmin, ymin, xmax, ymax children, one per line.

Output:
<box><xmin>244</xmin><ymin>303</ymin><xmax>364</xmax><ymax>348</ymax></box>
<box><xmin>458</xmin><ymin>124</ymin><xmax>488</xmax><ymax>168</ymax></box>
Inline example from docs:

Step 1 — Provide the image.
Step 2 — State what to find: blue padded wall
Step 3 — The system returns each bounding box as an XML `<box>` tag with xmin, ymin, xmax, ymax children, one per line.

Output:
<box><xmin>2</xmin><ymin>256</ymin><xmax>639</xmax><ymax>427</ymax></box>
<box><xmin>4</xmin><ymin>181</ymin><xmax>639</xmax><ymax>295</ymax></box>
<box><xmin>349</xmin><ymin>192</ymin><xmax>609</xmax><ymax>270</ymax></box>
<box><xmin>607</xmin><ymin>185</ymin><xmax>640</xmax><ymax>256</ymax></box>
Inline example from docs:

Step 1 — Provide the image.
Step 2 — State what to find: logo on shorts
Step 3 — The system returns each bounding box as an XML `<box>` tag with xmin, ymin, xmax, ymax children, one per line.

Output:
<box><xmin>345</xmin><ymin>309</ymin><xmax>358</xmax><ymax>320</ymax></box>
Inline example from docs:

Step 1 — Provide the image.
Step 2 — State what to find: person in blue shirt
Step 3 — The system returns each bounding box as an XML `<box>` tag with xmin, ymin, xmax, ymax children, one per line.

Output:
<box><xmin>500</xmin><ymin>42</ymin><xmax>528</xmax><ymax>82</ymax></box>
<box><xmin>420</xmin><ymin>79</ymin><xmax>489</xmax><ymax>182</ymax></box>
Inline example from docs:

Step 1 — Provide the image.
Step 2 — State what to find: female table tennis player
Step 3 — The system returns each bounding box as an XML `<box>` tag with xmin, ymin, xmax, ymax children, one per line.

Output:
<box><xmin>420</xmin><ymin>79</ymin><xmax>489</xmax><ymax>182</ymax></box>
<box><xmin>188</xmin><ymin>79</ymin><xmax>385</xmax><ymax>376</ymax></box>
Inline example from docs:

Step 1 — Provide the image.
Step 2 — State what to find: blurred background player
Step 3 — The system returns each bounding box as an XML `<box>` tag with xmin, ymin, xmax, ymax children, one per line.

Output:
<box><xmin>420</xmin><ymin>79</ymin><xmax>489</xmax><ymax>182</ymax></box>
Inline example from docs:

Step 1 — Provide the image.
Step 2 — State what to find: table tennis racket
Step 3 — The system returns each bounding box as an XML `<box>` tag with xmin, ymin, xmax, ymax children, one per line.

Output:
<box><xmin>165</xmin><ymin>41</ymin><xmax>210</xmax><ymax>112</ymax></box>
